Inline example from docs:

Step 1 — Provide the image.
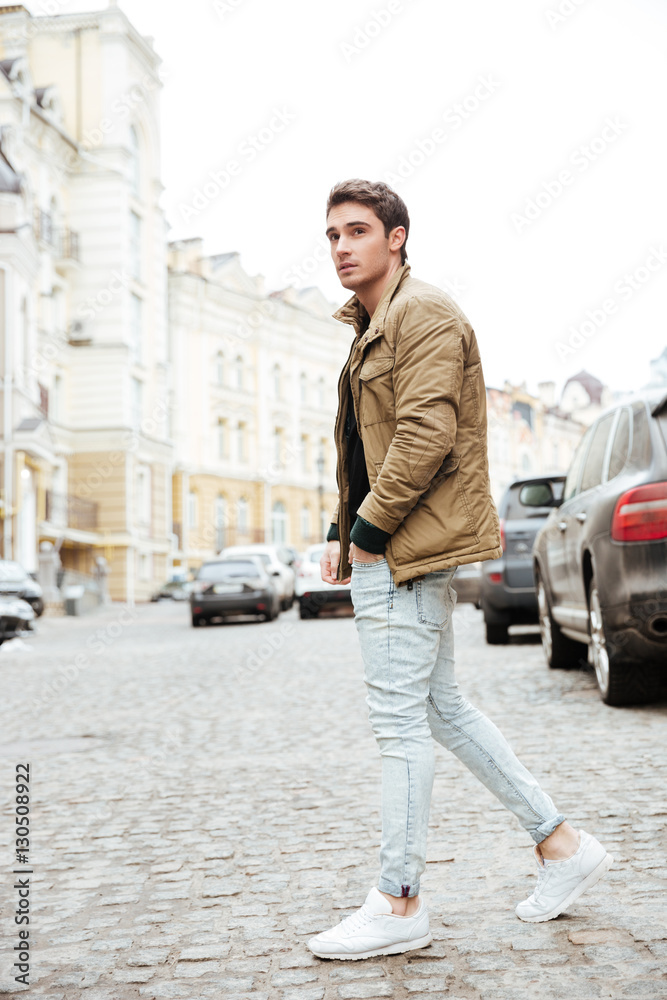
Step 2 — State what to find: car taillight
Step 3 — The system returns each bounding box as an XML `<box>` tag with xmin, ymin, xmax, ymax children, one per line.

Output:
<box><xmin>499</xmin><ymin>518</ymin><xmax>506</xmax><ymax>551</ymax></box>
<box><xmin>611</xmin><ymin>481</ymin><xmax>667</xmax><ymax>541</ymax></box>
<box><xmin>489</xmin><ymin>572</ymin><xmax>503</xmax><ymax>584</ymax></box>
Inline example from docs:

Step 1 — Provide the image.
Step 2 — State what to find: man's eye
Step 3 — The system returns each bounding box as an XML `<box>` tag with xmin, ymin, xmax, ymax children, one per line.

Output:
<box><xmin>354</xmin><ymin>229</ymin><xmax>365</xmax><ymax>235</ymax></box>
<box><xmin>328</xmin><ymin>234</ymin><xmax>339</xmax><ymax>242</ymax></box>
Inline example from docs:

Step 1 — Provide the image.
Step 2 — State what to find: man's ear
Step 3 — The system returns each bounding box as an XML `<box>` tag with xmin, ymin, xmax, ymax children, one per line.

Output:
<box><xmin>389</xmin><ymin>225</ymin><xmax>406</xmax><ymax>255</ymax></box>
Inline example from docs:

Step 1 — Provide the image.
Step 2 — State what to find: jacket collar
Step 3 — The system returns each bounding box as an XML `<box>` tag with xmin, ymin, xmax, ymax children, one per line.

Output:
<box><xmin>332</xmin><ymin>263</ymin><xmax>411</xmax><ymax>337</ymax></box>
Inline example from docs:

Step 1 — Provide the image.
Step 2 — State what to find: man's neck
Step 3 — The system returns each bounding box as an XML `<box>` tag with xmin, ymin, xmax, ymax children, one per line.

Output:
<box><xmin>356</xmin><ymin>260</ymin><xmax>403</xmax><ymax>319</ymax></box>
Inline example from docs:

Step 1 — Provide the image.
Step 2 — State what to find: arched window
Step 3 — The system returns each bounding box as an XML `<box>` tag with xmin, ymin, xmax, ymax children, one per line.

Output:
<box><xmin>235</xmin><ymin>355</ymin><xmax>244</xmax><ymax>390</ymax></box>
<box><xmin>216</xmin><ymin>351</ymin><xmax>225</xmax><ymax>385</ymax></box>
<box><xmin>273</xmin><ymin>363</ymin><xmax>281</xmax><ymax>399</ymax></box>
<box><xmin>129</xmin><ymin>125</ymin><xmax>141</xmax><ymax>197</ymax></box>
<box><xmin>237</xmin><ymin>497</ymin><xmax>249</xmax><ymax>534</ymax></box>
<box><xmin>300</xmin><ymin>372</ymin><xmax>308</xmax><ymax>405</ymax></box>
<box><xmin>317</xmin><ymin>376</ymin><xmax>325</xmax><ymax>409</ymax></box>
<box><xmin>271</xmin><ymin>501</ymin><xmax>288</xmax><ymax>544</ymax></box>
<box><xmin>300</xmin><ymin>505</ymin><xmax>311</xmax><ymax>541</ymax></box>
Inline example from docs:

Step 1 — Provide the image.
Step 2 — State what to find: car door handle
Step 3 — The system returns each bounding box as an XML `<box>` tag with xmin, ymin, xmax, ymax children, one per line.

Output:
<box><xmin>558</xmin><ymin>521</ymin><xmax>568</xmax><ymax>533</ymax></box>
<box><xmin>575</xmin><ymin>512</ymin><xmax>587</xmax><ymax>524</ymax></box>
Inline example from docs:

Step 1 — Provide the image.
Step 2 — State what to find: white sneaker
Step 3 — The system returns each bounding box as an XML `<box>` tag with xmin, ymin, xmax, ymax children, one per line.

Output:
<box><xmin>307</xmin><ymin>887</ymin><xmax>432</xmax><ymax>960</ymax></box>
<box><xmin>516</xmin><ymin>829</ymin><xmax>613</xmax><ymax>922</ymax></box>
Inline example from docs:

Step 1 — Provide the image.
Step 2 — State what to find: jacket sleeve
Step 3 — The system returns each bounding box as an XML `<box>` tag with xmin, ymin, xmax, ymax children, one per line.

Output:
<box><xmin>355</xmin><ymin>296</ymin><xmax>465</xmax><ymax>535</ymax></box>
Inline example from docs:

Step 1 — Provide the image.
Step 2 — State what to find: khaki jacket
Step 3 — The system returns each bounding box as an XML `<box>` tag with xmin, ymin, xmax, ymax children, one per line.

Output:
<box><xmin>330</xmin><ymin>264</ymin><xmax>502</xmax><ymax>585</ymax></box>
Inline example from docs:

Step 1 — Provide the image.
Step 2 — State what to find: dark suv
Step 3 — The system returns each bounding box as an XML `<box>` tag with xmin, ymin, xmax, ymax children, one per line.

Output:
<box><xmin>533</xmin><ymin>390</ymin><xmax>667</xmax><ymax>706</ymax></box>
<box><xmin>480</xmin><ymin>476</ymin><xmax>566</xmax><ymax>644</ymax></box>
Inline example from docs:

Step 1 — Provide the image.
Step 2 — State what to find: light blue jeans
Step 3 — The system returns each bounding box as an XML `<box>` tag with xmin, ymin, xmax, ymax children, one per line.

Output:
<box><xmin>350</xmin><ymin>557</ymin><xmax>565</xmax><ymax>899</ymax></box>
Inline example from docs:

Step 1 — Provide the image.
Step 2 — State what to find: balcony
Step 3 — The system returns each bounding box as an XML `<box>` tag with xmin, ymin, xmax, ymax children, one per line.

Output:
<box><xmin>33</xmin><ymin>209</ymin><xmax>80</xmax><ymax>269</ymax></box>
<box><xmin>45</xmin><ymin>490</ymin><xmax>98</xmax><ymax>532</ymax></box>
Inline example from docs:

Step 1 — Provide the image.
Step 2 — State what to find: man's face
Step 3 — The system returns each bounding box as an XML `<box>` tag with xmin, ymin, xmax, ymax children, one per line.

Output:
<box><xmin>325</xmin><ymin>202</ymin><xmax>400</xmax><ymax>294</ymax></box>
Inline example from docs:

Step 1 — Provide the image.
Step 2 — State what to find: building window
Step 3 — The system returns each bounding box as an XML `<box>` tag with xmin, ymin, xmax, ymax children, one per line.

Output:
<box><xmin>187</xmin><ymin>490</ymin><xmax>198</xmax><ymax>528</ymax></box>
<box><xmin>301</xmin><ymin>434</ymin><xmax>310</xmax><ymax>474</ymax></box>
<box><xmin>53</xmin><ymin>373</ymin><xmax>63</xmax><ymax>423</ymax></box>
<box><xmin>320</xmin><ymin>508</ymin><xmax>328</xmax><ymax>543</ymax></box>
<box><xmin>272</xmin><ymin>501</ymin><xmax>288</xmax><ymax>544</ymax></box>
<box><xmin>234</xmin><ymin>355</ymin><xmax>244</xmax><ymax>390</ymax></box>
<box><xmin>237</xmin><ymin>422</ymin><xmax>247</xmax><ymax>463</ymax></box>
<box><xmin>216</xmin><ymin>351</ymin><xmax>225</xmax><ymax>385</ymax></box>
<box><xmin>130</xmin><ymin>293</ymin><xmax>142</xmax><ymax>363</ymax></box>
<box><xmin>136</xmin><ymin>464</ymin><xmax>152</xmax><ymax>526</ymax></box>
<box><xmin>237</xmin><ymin>496</ymin><xmax>249</xmax><ymax>534</ymax></box>
<box><xmin>317</xmin><ymin>376</ymin><xmax>325</xmax><ymax>409</ymax></box>
<box><xmin>131</xmin><ymin>377</ymin><xmax>143</xmax><ymax>429</ymax></box>
<box><xmin>300</xmin><ymin>505</ymin><xmax>311</xmax><ymax>540</ymax></box>
<box><xmin>139</xmin><ymin>551</ymin><xmax>152</xmax><ymax>581</ymax></box>
<box><xmin>218</xmin><ymin>418</ymin><xmax>228</xmax><ymax>459</ymax></box>
<box><xmin>129</xmin><ymin>125</ymin><xmax>141</xmax><ymax>198</ymax></box>
<box><xmin>215</xmin><ymin>494</ymin><xmax>227</xmax><ymax>552</ymax></box>
<box><xmin>273</xmin><ymin>363</ymin><xmax>281</xmax><ymax>399</ymax></box>
<box><xmin>273</xmin><ymin>427</ymin><xmax>283</xmax><ymax>466</ymax></box>
<box><xmin>300</xmin><ymin>372</ymin><xmax>308</xmax><ymax>405</ymax></box>
<box><xmin>130</xmin><ymin>210</ymin><xmax>141</xmax><ymax>280</ymax></box>
<box><xmin>319</xmin><ymin>438</ymin><xmax>328</xmax><ymax>475</ymax></box>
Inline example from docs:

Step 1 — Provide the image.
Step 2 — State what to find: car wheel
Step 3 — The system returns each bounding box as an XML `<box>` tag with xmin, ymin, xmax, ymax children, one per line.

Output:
<box><xmin>191</xmin><ymin>615</ymin><xmax>203</xmax><ymax>627</ymax></box>
<box><xmin>32</xmin><ymin>598</ymin><xmax>45</xmax><ymax>618</ymax></box>
<box><xmin>263</xmin><ymin>605</ymin><xmax>277</xmax><ymax>622</ymax></box>
<box><xmin>299</xmin><ymin>603</ymin><xmax>317</xmax><ymax>620</ymax></box>
<box><xmin>485</xmin><ymin>621</ymin><xmax>509</xmax><ymax>644</ymax></box>
<box><xmin>536</xmin><ymin>572</ymin><xmax>583</xmax><ymax>670</ymax></box>
<box><xmin>588</xmin><ymin>578</ymin><xmax>660</xmax><ymax>706</ymax></box>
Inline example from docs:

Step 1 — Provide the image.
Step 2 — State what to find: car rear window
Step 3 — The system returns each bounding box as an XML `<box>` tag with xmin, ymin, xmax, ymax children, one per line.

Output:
<box><xmin>657</xmin><ymin>413</ymin><xmax>667</xmax><ymax>451</ymax></box>
<box><xmin>504</xmin><ymin>480</ymin><xmax>564</xmax><ymax>519</ymax></box>
<box><xmin>198</xmin><ymin>561</ymin><xmax>260</xmax><ymax>580</ymax></box>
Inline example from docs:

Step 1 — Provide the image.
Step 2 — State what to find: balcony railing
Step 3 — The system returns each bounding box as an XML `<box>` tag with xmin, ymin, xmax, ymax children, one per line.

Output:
<box><xmin>45</xmin><ymin>490</ymin><xmax>98</xmax><ymax>531</ymax></box>
<box><xmin>33</xmin><ymin>210</ymin><xmax>80</xmax><ymax>261</ymax></box>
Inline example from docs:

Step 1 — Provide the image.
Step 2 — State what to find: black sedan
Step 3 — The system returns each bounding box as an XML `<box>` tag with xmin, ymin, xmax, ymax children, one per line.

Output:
<box><xmin>0</xmin><ymin>561</ymin><xmax>44</xmax><ymax>617</ymax></box>
<box><xmin>480</xmin><ymin>476</ymin><xmax>566</xmax><ymax>643</ymax></box>
<box><xmin>533</xmin><ymin>390</ymin><xmax>667</xmax><ymax>705</ymax></box>
<box><xmin>190</xmin><ymin>558</ymin><xmax>280</xmax><ymax>626</ymax></box>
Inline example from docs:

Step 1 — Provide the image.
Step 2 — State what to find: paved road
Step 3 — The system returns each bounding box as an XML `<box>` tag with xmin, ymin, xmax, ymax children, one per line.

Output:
<box><xmin>0</xmin><ymin>596</ymin><xmax>665</xmax><ymax>1000</ymax></box>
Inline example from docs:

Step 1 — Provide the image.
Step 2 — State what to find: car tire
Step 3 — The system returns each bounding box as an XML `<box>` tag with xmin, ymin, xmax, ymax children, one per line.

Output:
<box><xmin>299</xmin><ymin>603</ymin><xmax>318</xmax><ymax>620</ymax></box>
<box><xmin>191</xmin><ymin>615</ymin><xmax>203</xmax><ymax>627</ymax></box>
<box><xmin>536</xmin><ymin>571</ymin><xmax>583</xmax><ymax>670</ymax></box>
<box><xmin>588</xmin><ymin>578</ymin><xmax>660</xmax><ymax>706</ymax></box>
<box><xmin>485</xmin><ymin>621</ymin><xmax>509</xmax><ymax>644</ymax></box>
<box><xmin>263</xmin><ymin>605</ymin><xmax>277</xmax><ymax>622</ymax></box>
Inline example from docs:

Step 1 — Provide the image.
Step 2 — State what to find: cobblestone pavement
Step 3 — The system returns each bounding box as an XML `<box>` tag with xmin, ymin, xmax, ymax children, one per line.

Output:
<box><xmin>0</xmin><ymin>595</ymin><xmax>666</xmax><ymax>1000</ymax></box>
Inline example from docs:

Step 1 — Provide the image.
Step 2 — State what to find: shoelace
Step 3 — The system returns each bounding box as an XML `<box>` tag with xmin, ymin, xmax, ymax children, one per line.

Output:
<box><xmin>338</xmin><ymin>904</ymin><xmax>374</xmax><ymax>933</ymax></box>
<box><xmin>529</xmin><ymin>863</ymin><xmax>550</xmax><ymax>901</ymax></box>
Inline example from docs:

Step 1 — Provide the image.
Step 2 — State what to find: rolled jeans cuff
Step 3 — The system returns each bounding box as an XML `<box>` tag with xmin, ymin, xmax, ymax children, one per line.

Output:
<box><xmin>377</xmin><ymin>876</ymin><xmax>420</xmax><ymax>899</ymax></box>
<box><xmin>532</xmin><ymin>813</ymin><xmax>567</xmax><ymax>845</ymax></box>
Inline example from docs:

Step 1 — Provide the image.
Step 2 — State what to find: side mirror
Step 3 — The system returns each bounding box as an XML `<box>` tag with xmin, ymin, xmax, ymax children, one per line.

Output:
<box><xmin>520</xmin><ymin>482</ymin><xmax>560</xmax><ymax>507</ymax></box>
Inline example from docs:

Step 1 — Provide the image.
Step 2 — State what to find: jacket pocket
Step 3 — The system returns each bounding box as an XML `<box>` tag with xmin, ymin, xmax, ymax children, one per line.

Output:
<box><xmin>359</xmin><ymin>356</ymin><xmax>395</xmax><ymax>381</ymax></box>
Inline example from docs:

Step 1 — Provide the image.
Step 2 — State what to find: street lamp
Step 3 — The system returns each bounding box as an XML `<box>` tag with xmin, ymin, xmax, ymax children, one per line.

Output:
<box><xmin>316</xmin><ymin>449</ymin><xmax>325</xmax><ymax>542</ymax></box>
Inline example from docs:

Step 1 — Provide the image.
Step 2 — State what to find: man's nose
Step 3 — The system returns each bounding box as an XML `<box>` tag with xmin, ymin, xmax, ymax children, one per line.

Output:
<box><xmin>336</xmin><ymin>239</ymin><xmax>350</xmax><ymax>256</ymax></box>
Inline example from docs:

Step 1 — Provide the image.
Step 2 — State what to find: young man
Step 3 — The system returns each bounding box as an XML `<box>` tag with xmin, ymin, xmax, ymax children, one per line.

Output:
<box><xmin>307</xmin><ymin>179</ymin><xmax>612</xmax><ymax>961</ymax></box>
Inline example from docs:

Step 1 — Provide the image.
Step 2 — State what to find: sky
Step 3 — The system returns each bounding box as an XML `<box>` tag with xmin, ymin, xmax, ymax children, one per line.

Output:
<box><xmin>33</xmin><ymin>0</ymin><xmax>667</xmax><ymax>399</ymax></box>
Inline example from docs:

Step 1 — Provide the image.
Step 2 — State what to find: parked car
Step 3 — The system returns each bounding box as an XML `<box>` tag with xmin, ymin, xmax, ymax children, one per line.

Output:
<box><xmin>0</xmin><ymin>560</ymin><xmax>44</xmax><ymax>617</ymax></box>
<box><xmin>295</xmin><ymin>542</ymin><xmax>353</xmax><ymax>619</ymax></box>
<box><xmin>0</xmin><ymin>595</ymin><xmax>35</xmax><ymax>643</ymax></box>
<box><xmin>218</xmin><ymin>544</ymin><xmax>296</xmax><ymax>610</ymax></box>
<box><xmin>450</xmin><ymin>561</ymin><xmax>482</xmax><ymax>607</ymax></box>
<box><xmin>533</xmin><ymin>390</ymin><xmax>667</xmax><ymax>706</ymax></box>
<box><xmin>150</xmin><ymin>579</ymin><xmax>193</xmax><ymax>602</ymax></box>
<box><xmin>190</xmin><ymin>557</ymin><xmax>280</xmax><ymax>626</ymax></box>
<box><xmin>480</xmin><ymin>476</ymin><xmax>566</xmax><ymax>644</ymax></box>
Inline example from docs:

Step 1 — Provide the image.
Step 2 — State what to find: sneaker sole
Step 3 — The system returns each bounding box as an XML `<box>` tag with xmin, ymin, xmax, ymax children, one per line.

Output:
<box><xmin>517</xmin><ymin>852</ymin><xmax>614</xmax><ymax>922</ymax></box>
<box><xmin>309</xmin><ymin>932</ymin><xmax>433</xmax><ymax>961</ymax></box>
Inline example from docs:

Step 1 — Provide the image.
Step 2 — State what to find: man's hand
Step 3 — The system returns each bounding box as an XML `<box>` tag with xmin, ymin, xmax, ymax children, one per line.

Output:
<box><xmin>320</xmin><ymin>540</ymin><xmax>351</xmax><ymax>585</ymax></box>
<box><xmin>349</xmin><ymin>543</ymin><xmax>385</xmax><ymax>564</ymax></box>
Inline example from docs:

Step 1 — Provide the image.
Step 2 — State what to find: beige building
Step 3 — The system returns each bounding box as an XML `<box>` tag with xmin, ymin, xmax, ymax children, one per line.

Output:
<box><xmin>0</xmin><ymin>3</ymin><xmax>171</xmax><ymax>601</ymax></box>
<box><xmin>167</xmin><ymin>240</ymin><xmax>348</xmax><ymax>575</ymax></box>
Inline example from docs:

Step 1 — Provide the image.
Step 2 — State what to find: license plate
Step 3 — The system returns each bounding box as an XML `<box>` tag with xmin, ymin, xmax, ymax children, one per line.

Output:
<box><xmin>212</xmin><ymin>583</ymin><xmax>243</xmax><ymax>594</ymax></box>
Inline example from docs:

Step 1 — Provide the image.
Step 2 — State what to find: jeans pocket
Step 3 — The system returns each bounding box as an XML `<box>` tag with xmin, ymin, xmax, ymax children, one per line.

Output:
<box><xmin>416</xmin><ymin>571</ymin><xmax>455</xmax><ymax>628</ymax></box>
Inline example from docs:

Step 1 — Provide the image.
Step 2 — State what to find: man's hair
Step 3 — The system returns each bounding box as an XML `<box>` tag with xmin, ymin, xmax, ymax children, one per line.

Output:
<box><xmin>326</xmin><ymin>179</ymin><xmax>410</xmax><ymax>264</ymax></box>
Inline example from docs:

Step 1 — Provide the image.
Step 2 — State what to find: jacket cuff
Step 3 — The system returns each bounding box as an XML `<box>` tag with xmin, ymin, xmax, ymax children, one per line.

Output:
<box><xmin>350</xmin><ymin>516</ymin><xmax>391</xmax><ymax>554</ymax></box>
<box><xmin>326</xmin><ymin>522</ymin><xmax>339</xmax><ymax>542</ymax></box>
